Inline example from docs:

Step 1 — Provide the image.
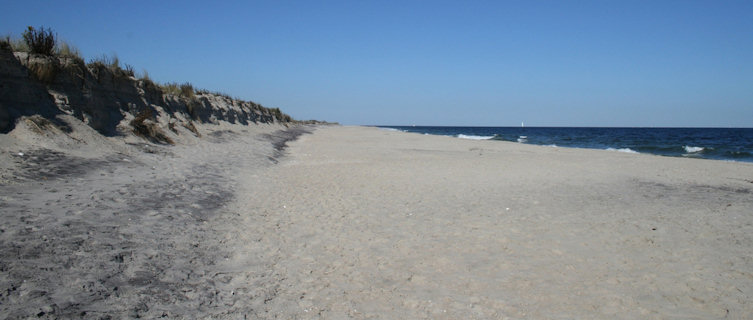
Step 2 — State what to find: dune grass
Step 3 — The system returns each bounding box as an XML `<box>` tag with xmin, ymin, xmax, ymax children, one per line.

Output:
<box><xmin>3</xmin><ymin>28</ymin><xmax>82</xmax><ymax>62</ymax></box>
<box><xmin>87</xmin><ymin>53</ymin><xmax>135</xmax><ymax>80</ymax></box>
<box><xmin>130</xmin><ymin>108</ymin><xmax>174</xmax><ymax>144</ymax></box>
<box><xmin>3</xmin><ymin>26</ymin><xmax>296</xmax><ymax>123</ymax></box>
<box><xmin>23</xmin><ymin>26</ymin><xmax>56</xmax><ymax>56</ymax></box>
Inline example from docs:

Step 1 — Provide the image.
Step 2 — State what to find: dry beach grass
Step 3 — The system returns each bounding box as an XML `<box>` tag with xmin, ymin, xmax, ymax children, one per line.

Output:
<box><xmin>1</xmin><ymin>124</ymin><xmax>752</xmax><ymax>318</ymax></box>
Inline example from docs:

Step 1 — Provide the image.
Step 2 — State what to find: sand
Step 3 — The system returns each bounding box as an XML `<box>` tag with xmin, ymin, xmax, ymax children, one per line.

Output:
<box><xmin>0</xmin><ymin>118</ymin><xmax>311</xmax><ymax>318</ymax></box>
<box><xmin>2</xmin><ymin>124</ymin><xmax>753</xmax><ymax>319</ymax></box>
<box><xmin>243</xmin><ymin>126</ymin><xmax>753</xmax><ymax>319</ymax></box>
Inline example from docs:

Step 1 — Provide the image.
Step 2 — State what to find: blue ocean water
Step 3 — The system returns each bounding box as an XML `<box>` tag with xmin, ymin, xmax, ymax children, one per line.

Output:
<box><xmin>378</xmin><ymin>126</ymin><xmax>753</xmax><ymax>162</ymax></box>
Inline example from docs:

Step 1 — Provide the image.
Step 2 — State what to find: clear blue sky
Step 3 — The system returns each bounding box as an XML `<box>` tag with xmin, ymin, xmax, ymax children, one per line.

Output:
<box><xmin>3</xmin><ymin>0</ymin><xmax>752</xmax><ymax>127</ymax></box>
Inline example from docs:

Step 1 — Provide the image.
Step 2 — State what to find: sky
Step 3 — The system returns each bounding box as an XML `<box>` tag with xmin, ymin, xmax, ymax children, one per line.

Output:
<box><xmin>2</xmin><ymin>0</ymin><xmax>752</xmax><ymax>127</ymax></box>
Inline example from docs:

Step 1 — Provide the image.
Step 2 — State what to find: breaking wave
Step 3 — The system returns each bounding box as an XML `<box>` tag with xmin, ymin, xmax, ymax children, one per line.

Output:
<box><xmin>457</xmin><ymin>134</ymin><xmax>495</xmax><ymax>140</ymax></box>
<box><xmin>683</xmin><ymin>146</ymin><xmax>704</xmax><ymax>153</ymax></box>
<box><xmin>375</xmin><ymin>126</ymin><xmax>753</xmax><ymax>162</ymax></box>
<box><xmin>606</xmin><ymin>147</ymin><xmax>639</xmax><ymax>154</ymax></box>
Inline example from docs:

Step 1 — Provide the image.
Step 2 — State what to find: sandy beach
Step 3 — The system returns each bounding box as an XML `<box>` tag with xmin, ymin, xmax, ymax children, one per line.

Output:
<box><xmin>2</xmin><ymin>124</ymin><xmax>753</xmax><ymax>318</ymax></box>
<box><xmin>242</xmin><ymin>126</ymin><xmax>753</xmax><ymax>319</ymax></box>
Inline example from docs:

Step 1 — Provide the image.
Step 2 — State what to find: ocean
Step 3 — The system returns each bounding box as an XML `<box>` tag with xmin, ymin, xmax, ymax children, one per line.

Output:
<box><xmin>377</xmin><ymin>126</ymin><xmax>753</xmax><ymax>162</ymax></box>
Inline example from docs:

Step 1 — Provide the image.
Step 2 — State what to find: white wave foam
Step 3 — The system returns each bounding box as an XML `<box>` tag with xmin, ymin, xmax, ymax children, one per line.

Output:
<box><xmin>684</xmin><ymin>146</ymin><xmax>704</xmax><ymax>153</ymax></box>
<box><xmin>607</xmin><ymin>147</ymin><xmax>639</xmax><ymax>154</ymax></box>
<box><xmin>378</xmin><ymin>127</ymin><xmax>401</xmax><ymax>132</ymax></box>
<box><xmin>457</xmin><ymin>134</ymin><xmax>494</xmax><ymax>140</ymax></box>
<box><xmin>517</xmin><ymin>135</ymin><xmax>528</xmax><ymax>143</ymax></box>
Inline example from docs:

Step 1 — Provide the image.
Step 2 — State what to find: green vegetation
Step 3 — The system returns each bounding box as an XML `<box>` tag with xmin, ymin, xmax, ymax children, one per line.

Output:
<box><xmin>87</xmin><ymin>54</ymin><xmax>110</xmax><ymax>68</ymax></box>
<box><xmin>87</xmin><ymin>53</ymin><xmax>134</xmax><ymax>79</ymax></box>
<box><xmin>138</xmin><ymin>69</ymin><xmax>160</xmax><ymax>93</ymax></box>
<box><xmin>270</xmin><ymin>107</ymin><xmax>292</xmax><ymax>122</ymax></box>
<box><xmin>1</xmin><ymin>28</ymin><xmax>69</xmax><ymax>82</ymax></box>
<box><xmin>23</xmin><ymin>26</ymin><xmax>56</xmax><ymax>56</ymax></box>
<box><xmin>1</xmin><ymin>36</ymin><xmax>26</xmax><ymax>52</ymax></box>
<box><xmin>156</xmin><ymin>83</ymin><xmax>201</xmax><ymax>99</ymax></box>
<box><xmin>195</xmin><ymin>88</ymin><xmax>234</xmax><ymax>100</ymax></box>
<box><xmin>179</xmin><ymin>82</ymin><xmax>194</xmax><ymax>98</ymax></box>
<box><xmin>124</xmin><ymin>64</ymin><xmax>134</xmax><ymax>77</ymax></box>
<box><xmin>139</xmin><ymin>69</ymin><xmax>151</xmax><ymax>82</ymax></box>
<box><xmin>160</xmin><ymin>82</ymin><xmax>195</xmax><ymax>99</ymax></box>
<box><xmin>3</xmin><ymin>27</ymin><xmax>83</xmax><ymax>61</ymax></box>
<box><xmin>56</xmin><ymin>41</ymin><xmax>81</xmax><ymax>59</ymax></box>
<box><xmin>3</xmin><ymin>26</ymin><xmax>297</xmax><ymax>124</ymax></box>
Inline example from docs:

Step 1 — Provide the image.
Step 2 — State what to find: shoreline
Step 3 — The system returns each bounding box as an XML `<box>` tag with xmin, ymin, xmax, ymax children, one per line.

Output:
<box><xmin>2</xmin><ymin>124</ymin><xmax>752</xmax><ymax>318</ymax></box>
<box><xmin>376</xmin><ymin>125</ymin><xmax>753</xmax><ymax>163</ymax></box>
<box><xmin>246</xmin><ymin>125</ymin><xmax>753</xmax><ymax>318</ymax></box>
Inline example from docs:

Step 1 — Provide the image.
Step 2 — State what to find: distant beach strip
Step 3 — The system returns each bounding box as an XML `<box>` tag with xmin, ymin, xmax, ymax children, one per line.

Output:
<box><xmin>377</xmin><ymin>126</ymin><xmax>753</xmax><ymax>162</ymax></box>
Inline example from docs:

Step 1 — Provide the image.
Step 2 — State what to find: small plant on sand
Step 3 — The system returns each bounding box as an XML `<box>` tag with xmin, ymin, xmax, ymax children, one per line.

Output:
<box><xmin>24</xmin><ymin>115</ymin><xmax>57</xmax><ymax>134</ymax></box>
<box><xmin>160</xmin><ymin>82</ymin><xmax>180</xmax><ymax>96</ymax></box>
<box><xmin>107</xmin><ymin>54</ymin><xmax>120</xmax><ymax>70</ymax></box>
<box><xmin>106</xmin><ymin>54</ymin><xmax>133</xmax><ymax>78</ymax></box>
<box><xmin>87</xmin><ymin>53</ymin><xmax>133</xmax><ymax>80</ymax></box>
<box><xmin>0</xmin><ymin>36</ymin><xmax>11</xmax><ymax>51</ymax></box>
<box><xmin>194</xmin><ymin>89</ymin><xmax>232</xmax><ymax>99</ymax></box>
<box><xmin>139</xmin><ymin>69</ymin><xmax>152</xmax><ymax>82</ymax></box>
<box><xmin>123</xmin><ymin>64</ymin><xmax>135</xmax><ymax>77</ymax></box>
<box><xmin>56</xmin><ymin>41</ymin><xmax>82</xmax><ymax>59</ymax></box>
<box><xmin>183</xmin><ymin>120</ymin><xmax>201</xmax><ymax>137</ymax></box>
<box><xmin>160</xmin><ymin>82</ymin><xmax>200</xmax><ymax>118</ymax></box>
<box><xmin>270</xmin><ymin>107</ymin><xmax>292</xmax><ymax>122</ymax></box>
<box><xmin>9</xmin><ymin>37</ymin><xmax>30</xmax><ymax>53</ymax></box>
<box><xmin>138</xmin><ymin>69</ymin><xmax>160</xmax><ymax>93</ymax></box>
<box><xmin>4</xmin><ymin>28</ymin><xmax>81</xmax><ymax>62</ymax></box>
<box><xmin>130</xmin><ymin>108</ymin><xmax>174</xmax><ymax>144</ymax></box>
<box><xmin>22</xmin><ymin>26</ymin><xmax>56</xmax><ymax>56</ymax></box>
<box><xmin>179</xmin><ymin>82</ymin><xmax>195</xmax><ymax>99</ymax></box>
<box><xmin>213</xmin><ymin>91</ymin><xmax>234</xmax><ymax>100</ymax></box>
<box><xmin>87</xmin><ymin>54</ymin><xmax>112</xmax><ymax>70</ymax></box>
<box><xmin>160</xmin><ymin>82</ymin><xmax>195</xmax><ymax>99</ymax></box>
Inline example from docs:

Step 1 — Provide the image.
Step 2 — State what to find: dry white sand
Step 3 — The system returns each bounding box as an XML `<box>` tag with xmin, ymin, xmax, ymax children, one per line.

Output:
<box><xmin>2</xmin><ymin>123</ymin><xmax>752</xmax><ymax>319</ymax></box>
<box><xmin>0</xmin><ymin>118</ymin><xmax>310</xmax><ymax>318</ymax></box>
<box><xmin>241</xmin><ymin>126</ymin><xmax>753</xmax><ymax>319</ymax></box>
